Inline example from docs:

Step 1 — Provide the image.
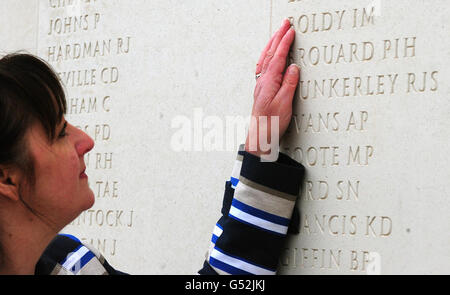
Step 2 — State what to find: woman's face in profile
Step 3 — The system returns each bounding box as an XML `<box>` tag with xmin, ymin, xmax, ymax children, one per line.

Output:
<box><xmin>21</xmin><ymin>118</ymin><xmax>95</xmax><ymax>229</ymax></box>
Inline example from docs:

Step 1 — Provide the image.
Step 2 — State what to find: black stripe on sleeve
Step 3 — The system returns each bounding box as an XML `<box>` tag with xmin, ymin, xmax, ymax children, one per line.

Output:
<box><xmin>221</xmin><ymin>181</ymin><xmax>235</xmax><ymax>216</ymax></box>
<box><xmin>214</xmin><ymin>217</ymin><xmax>285</xmax><ymax>271</ymax></box>
<box><xmin>198</xmin><ymin>260</ymin><xmax>219</xmax><ymax>275</ymax></box>
<box><xmin>240</xmin><ymin>151</ymin><xmax>305</xmax><ymax>197</ymax></box>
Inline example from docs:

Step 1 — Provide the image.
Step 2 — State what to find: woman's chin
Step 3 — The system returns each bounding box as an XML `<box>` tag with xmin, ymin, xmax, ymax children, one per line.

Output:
<box><xmin>83</xmin><ymin>188</ymin><xmax>96</xmax><ymax>210</ymax></box>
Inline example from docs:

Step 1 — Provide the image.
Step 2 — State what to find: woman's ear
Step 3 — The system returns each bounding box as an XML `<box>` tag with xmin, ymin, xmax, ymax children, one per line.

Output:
<box><xmin>0</xmin><ymin>166</ymin><xmax>21</xmax><ymax>202</ymax></box>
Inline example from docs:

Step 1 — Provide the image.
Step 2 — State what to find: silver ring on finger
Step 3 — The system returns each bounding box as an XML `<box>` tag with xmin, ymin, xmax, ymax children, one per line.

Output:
<box><xmin>255</xmin><ymin>73</ymin><xmax>262</xmax><ymax>80</ymax></box>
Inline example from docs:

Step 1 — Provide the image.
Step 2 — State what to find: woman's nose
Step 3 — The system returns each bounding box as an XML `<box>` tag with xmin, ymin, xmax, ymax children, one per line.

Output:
<box><xmin>72</xmin><ymin>125</ymin><xmax>95</xmax><ymax>156</ymax></box>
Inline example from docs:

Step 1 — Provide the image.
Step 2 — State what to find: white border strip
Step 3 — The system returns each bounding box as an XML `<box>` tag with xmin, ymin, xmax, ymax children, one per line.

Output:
<box><xmin>210</xmin><ymin>248</ymin><xmax>276</xmax><ymax>275</ymax></box>
<box><xmin>213</xmin><ymin>225</ymin><xmax>223</xmax><ymax>238</ymax></box>
<box><xmin>62</xmin><ymin>246</ymin><xmax>90</xmax><ymax>271</ymax></box>
<box><xmin>229</xmin><ymin>206</ymin><xmax>287</xmax><ymax>235</ymax></box>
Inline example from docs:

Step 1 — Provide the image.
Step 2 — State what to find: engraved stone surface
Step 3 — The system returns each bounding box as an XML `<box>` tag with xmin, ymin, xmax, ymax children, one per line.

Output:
<box><xmin>1</xmin><ymin>0</ymin><xmax>449</xmax><ymax>274</ymax></box>
<box><xmin>0</xmin><ymin>0</ymin><xmax>38</xmax><ymax>55</ymax></box>
<box><xmin>275</xmin><ymin>0</ymin><xmax>450</xmax><ymax>274</ymax></box>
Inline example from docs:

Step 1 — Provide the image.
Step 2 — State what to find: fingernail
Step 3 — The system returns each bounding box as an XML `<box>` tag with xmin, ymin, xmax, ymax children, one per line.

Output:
<box><xmin>289</xmin><ymin>64</ymin><xmax>299</xmax><ymax>74</ymax></box>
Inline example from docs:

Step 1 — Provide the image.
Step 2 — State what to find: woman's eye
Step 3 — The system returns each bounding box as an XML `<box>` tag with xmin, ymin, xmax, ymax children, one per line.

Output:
<box><xmin>58</xmin><ymin>129</ymin><xmax>67</xmax><ymax>138</ymax></box>
<box><xmin>58</xmin><ymin>122</ymin><xmax>68</xmax><ymax>138</ymax></box>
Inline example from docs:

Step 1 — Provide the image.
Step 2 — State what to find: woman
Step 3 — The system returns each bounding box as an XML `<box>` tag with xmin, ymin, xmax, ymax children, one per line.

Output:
<box><xmin>0</xmin><ymin>19</ymin><xmax>302</xmax><ymax>275</ymax></box>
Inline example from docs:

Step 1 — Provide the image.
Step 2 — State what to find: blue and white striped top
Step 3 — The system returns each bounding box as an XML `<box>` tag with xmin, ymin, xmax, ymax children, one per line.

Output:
<box><xmin>199</xmin><ymin>144</ymin><xmax>304</xmax><ymax>275</ymax></box>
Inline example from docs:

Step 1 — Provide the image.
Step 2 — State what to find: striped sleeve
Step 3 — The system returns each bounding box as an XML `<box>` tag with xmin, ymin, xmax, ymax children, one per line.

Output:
<box><xmin>199</xmin><ymin>145</ymin><xmax>305</xmax><ymax>275</ymax></box>
<box><xmin>35</xmin><ymin>234</ymin><xmax>128</xmax><ymax>275</ymax></box>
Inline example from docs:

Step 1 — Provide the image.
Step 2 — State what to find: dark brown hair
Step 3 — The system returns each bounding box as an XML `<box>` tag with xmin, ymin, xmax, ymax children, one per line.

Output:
<box><xmin>0</xmin><ymin>52</ymin><xmax>67</xmax><ymax>172</ymax></box>
<box><xmin>0</xmin><ymin>53</ymin><xmax>67</xmax><ymax>269</ymax></box>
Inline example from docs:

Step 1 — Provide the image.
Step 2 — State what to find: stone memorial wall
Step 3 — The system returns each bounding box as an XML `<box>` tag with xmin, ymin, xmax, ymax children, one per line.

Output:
<box><xmin>1</xmin><ymin>0</ymin><xmax>449</xmax><ymax>274</ymax></box>
<box><xmin>276</xmin><ymin>0</ymin><xmax>449</xmax><ymax>274</ymax></box>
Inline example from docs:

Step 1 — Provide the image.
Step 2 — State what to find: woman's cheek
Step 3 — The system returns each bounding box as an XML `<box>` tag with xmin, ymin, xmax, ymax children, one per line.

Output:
<box><xmin>68</xmin><ymin>150</ymin><xmax>81</xmax><ymax>178</ymax></box>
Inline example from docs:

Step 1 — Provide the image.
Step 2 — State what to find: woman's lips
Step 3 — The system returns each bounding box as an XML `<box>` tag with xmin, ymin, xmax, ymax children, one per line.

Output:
<box><xmin>80</xmin><ymin>168</ymin><xmax>88</xmax><ymax>179</ymax></box>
